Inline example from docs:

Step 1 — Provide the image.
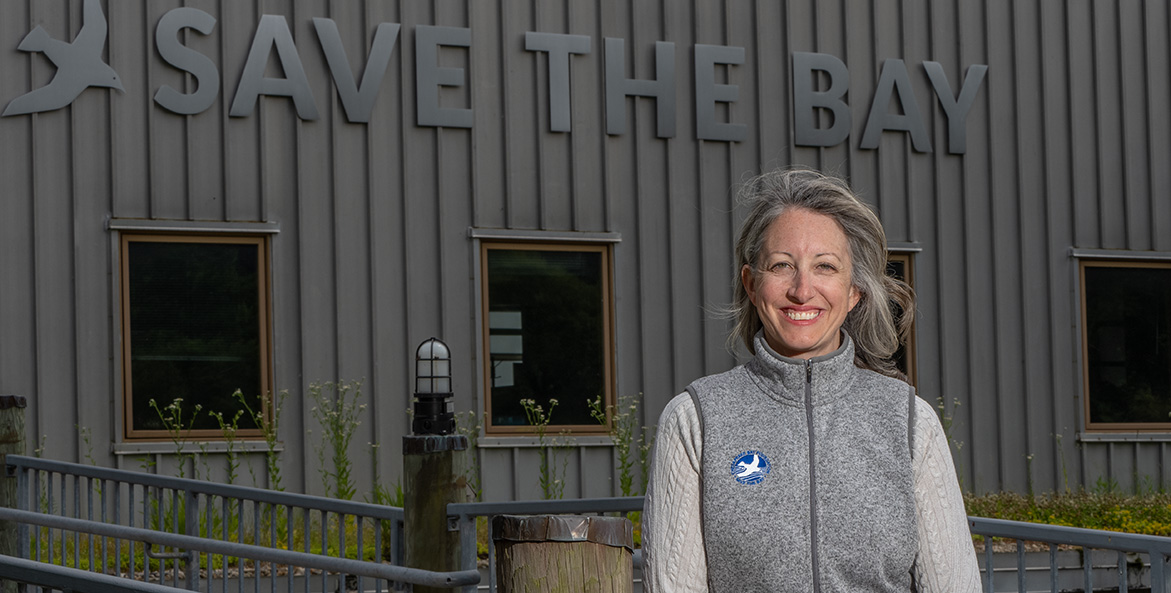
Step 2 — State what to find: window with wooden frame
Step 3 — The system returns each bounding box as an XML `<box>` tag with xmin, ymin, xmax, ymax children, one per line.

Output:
<box><xmin>480</xmin><ymin>242</ymin><xmax>615</xmax><ymax>435</ymax></box>
<box><xmin>886</xmin><ymin>252</ymin><xmax>917</xmax><ymax>385</ymax></box>
<box><xmin>1081</xmin><ymin>260</ymin><xmax>1171</xmax><ymax>431</ymax></box>
<box><xmin>121</xmin><ymin>234</ymin><xmax>273</xmax><ymax>440</ymax></box>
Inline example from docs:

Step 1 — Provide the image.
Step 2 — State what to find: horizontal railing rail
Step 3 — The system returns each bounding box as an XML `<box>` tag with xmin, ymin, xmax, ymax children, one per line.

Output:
<box><xmin>8</xmin><ymin>455</ymin><xmax>402</xmax><ymax>520</ymax></box>
<box><xmin>0</xmin><ymin>553</ymin><xmax>190</xmax><ymax>593</ymax></box>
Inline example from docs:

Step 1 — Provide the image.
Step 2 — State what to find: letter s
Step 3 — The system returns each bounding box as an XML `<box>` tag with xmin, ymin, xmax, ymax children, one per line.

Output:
<box><xmin>155</xmin><ymin>7</ymin><xmax>219</xmax><ymax>115</ymax></box>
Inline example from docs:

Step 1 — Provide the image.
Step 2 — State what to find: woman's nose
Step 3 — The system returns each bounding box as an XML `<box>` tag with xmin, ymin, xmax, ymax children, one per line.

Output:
<box><xmin>787</xmin><ymin>268</ymin><xmax>815</xmax><ymax>302</ymax></box>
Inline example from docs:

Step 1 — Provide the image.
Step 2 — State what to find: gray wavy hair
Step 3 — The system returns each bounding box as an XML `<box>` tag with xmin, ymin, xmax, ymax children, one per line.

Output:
<box><xmin>729</xmin><ymin>168</ymin><xmax>914</xmax><ymax>380</ymax></box>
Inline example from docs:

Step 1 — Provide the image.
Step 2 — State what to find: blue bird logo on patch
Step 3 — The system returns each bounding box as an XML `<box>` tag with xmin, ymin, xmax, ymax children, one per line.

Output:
<box><xmin>730</xmin><ymin>450</ymin><xmax>770</xmax><ymax>485</ymax></box>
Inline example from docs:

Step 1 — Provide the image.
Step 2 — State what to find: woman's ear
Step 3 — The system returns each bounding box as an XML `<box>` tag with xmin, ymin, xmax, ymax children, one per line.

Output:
<box><xmin>848</xmin><ymin>284</ymin><xmax>862</xmax><ymax>311</ymax></box>
<box><xmin>741</xmin><ymin>265</ymin><xmax>757</xmax><ymax>304</ymax></box>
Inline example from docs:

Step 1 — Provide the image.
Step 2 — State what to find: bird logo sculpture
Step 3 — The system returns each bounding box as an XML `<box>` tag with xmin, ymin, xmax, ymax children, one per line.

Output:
<box><xmin>4</xmin><ymin>0</ymin><xmax>124</xmax><ymax>117</ymax></box>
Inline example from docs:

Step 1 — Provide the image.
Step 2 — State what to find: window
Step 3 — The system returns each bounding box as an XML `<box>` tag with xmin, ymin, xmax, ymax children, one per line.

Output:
<box><xmin>121</xmin><ymin>234</ymin><xmax>272</xmax><ymax>440</ymax></box>
<box><xmin>480</xmin><ymin>242</ymin><xmax>615</xmax><ymax>434</ymax></box>
<box><xmin>1081</xmin><ymin>260</ymin><xmax>1171</xmax><ymax>430</ymax></box>
<box><xmin>886</xmin><ymin>252</ymin><xmax>917</xmax><ymax>385</ymax></box>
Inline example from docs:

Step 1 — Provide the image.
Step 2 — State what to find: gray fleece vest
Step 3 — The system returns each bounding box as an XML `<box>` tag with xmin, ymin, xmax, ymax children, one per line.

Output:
<box><xmin>688</xmin><ymin>333</ymin><xmax>917</xmax><ymax>593</ymax></box>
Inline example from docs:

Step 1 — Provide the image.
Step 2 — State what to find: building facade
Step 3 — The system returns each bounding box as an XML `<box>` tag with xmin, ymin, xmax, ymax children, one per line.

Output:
<box><xmin>1</xmin><ymin>0</ymin><xmax>1169</xmax><ymax>499</ymax></box>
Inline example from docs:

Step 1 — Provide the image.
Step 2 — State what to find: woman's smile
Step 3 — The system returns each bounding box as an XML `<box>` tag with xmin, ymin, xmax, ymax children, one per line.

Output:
<box><xmin>783</xmin><ymin>307</ymin><xmax>821</xmax><ymax>322</ymax></box>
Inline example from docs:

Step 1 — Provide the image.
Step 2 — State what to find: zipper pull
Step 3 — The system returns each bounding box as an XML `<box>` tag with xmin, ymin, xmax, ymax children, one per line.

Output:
<box><xmin>805</xmin><ymin>359</ymin><xmax>812</xmax><ymax>384</ymax></box>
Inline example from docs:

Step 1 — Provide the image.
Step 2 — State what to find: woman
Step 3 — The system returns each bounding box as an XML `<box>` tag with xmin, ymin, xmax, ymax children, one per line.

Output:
<box><xmin>642</xmin><ymin>169</ymin><xmax>980</xmax><ymax>592</ymax></box>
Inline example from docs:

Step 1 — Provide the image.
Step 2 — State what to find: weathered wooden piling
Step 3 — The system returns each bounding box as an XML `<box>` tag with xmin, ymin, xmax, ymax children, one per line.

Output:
<box><xmin>493</xmin><ymin>514</ymin><xmax>633</xmax><ymax>593</ymax></box>
<box><xmin>403</xmin><ymin>434</ymin><xmax>468</xmax><ymax>593</ymax></box>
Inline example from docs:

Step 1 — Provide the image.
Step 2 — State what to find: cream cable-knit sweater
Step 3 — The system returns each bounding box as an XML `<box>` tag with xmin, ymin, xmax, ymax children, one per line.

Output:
<box><xmin>643</xmin><ymin>392</ymin><xmax>982</xmax><ymax>592</ymax></box>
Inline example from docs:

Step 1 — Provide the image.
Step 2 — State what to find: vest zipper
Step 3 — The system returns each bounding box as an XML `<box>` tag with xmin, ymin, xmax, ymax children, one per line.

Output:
<box><xmin>805</xmin><ymin>359</ymin><xmax>821</xmax><ymax>593</ymax></box>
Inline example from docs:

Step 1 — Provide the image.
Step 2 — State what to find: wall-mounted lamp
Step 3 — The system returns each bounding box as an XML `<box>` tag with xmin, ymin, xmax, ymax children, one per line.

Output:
<box><xmin>412</xmin><ymin>337</ymin><xmax>455</xmax><ymax>435</ymax></box>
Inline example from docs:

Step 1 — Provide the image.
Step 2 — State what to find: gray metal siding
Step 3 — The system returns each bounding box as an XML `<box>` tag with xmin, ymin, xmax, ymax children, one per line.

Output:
<box><xmin>1</xmin><ymin>0</ymin><xmax>1170</xmax><ymax>498</ymax></box>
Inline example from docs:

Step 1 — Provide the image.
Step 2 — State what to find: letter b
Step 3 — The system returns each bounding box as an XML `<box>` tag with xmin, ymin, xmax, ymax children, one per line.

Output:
<box><xmin>792</xmin><ymin>52</ymin><xmax>850</xmax><ymax>147</ymax></box>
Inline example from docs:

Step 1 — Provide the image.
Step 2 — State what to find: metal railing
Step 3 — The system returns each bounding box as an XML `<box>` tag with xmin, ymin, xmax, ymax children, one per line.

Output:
<box><xmin>971</xmin><ymin>516</ymin><xmax>1171</xmax><ymax>593</ymax></box>
<box><xmin>5</xmin><ymin>455</ymin><xmax>478</xmax><ymax>592</ymax></box>
<box><xmin>450</xmin><ymin>495</ymin><xmax>1171</xmax><ymax>593</ymax></box>
<box><xmin>8</xmin><ymin>454</ymin><xmax>1171</xmax><ymax>593</ymax></box>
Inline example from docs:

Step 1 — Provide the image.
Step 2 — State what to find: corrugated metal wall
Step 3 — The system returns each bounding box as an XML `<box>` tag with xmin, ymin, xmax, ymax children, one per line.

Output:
<box><xmin>1</xmin><ymin>0</ymin><xmax>1169</xmax><ymax>499</ymax></box>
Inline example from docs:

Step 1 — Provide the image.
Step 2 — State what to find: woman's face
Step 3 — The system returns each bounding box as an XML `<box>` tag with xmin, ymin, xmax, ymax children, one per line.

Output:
<box><xmin>741</xmin><ymin>207</ymin><xmax>861</xmax><ymax>360</ymax></box>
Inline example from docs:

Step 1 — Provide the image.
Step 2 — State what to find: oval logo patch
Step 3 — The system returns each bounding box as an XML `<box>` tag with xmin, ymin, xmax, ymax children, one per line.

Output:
<box><xmin>730</xmin><ymin>450</ymin><xmax>770</xmax><ymax>485</ymax></box>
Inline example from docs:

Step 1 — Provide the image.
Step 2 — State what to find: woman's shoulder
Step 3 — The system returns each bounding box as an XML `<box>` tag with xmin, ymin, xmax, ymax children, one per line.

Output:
<box><xmin>685</xmin><ymin>362</ymin><xmax>752</xmax><ymax>393</ymax></box>
<box><xmin>849</xmin><ymin>366</ymin><xmax>916</xmax><ymax>408</ymax></box>
<box><xmin>659</xmin><ymin>391</ymin><xmax>698</xmax><ymax>424</ymax></box>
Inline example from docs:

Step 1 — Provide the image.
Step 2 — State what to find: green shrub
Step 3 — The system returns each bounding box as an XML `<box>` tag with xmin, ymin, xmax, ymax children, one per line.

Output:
<box><xmin>965</xmin><ymin>490</ymin><xmax>1171</xmax><ymax>536</ymax></box>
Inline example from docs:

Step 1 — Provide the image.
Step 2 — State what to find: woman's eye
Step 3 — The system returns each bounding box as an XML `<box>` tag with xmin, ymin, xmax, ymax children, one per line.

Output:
<box><xmin>816</xmin><ymin>263</ymin><xmax>837</xmax><ymax>272</ymax></box>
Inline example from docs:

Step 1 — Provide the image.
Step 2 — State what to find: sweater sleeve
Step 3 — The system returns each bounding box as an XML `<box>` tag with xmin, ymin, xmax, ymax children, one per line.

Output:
<box><xmin>911</xmin><ymin>396</ymin><xmax>982</xmax><ymax>592</ymax></box>
<box><xmin>642</xmin><ymin>392</ymin><xmax>708</xmax><ymax>593</ymax></box>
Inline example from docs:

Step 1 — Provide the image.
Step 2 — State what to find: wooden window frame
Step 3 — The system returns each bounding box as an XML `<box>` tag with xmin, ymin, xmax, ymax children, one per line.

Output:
<box><xmin>1080</xmin><ymin>259</ymin><xmax>1171</xmax><ymax>432</ymax></box>
<box><xmin>120</xmin><ymin>233</ymin><xmax>274</xmax><ymax>441</ymax></box>
<box><xmin>479</xmin><ymin>241</ymin><xmax>616</xmax><ymax>436</ymax></box>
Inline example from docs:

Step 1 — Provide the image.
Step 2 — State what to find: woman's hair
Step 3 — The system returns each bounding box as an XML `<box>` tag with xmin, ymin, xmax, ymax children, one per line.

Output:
<box><xmin>729</xmin><ymin>168</ymin><xmax>915</xmax><ymax>379</ymax></box>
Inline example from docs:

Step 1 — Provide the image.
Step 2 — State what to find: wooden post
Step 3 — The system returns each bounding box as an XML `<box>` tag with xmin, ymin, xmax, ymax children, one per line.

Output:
<box><xmin>403</xmin><ymin>434</ymin><xmax>468</xmax><ymax>593</ymax></box>
<box><xmin>494</xmin><ymin>515</ymin><xmax>633</xmax><ymax>593</ymax></box>
<box><xmin>0</xmin><ymin>395</ymin><xmax>26</xmax><ymax>593</ymax></box>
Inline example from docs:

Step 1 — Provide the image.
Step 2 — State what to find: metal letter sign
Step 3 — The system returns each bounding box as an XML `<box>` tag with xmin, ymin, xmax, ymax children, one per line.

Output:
<box><xmin>604</xmin><ymin>38</ymin><xmax>676</xmax><ymax>138</ymax></box>
<box><xmin>525</xmin><ymin>32</ymin><xmax>591</xmax><ymax>133</ymax></box>
<box><xmin>155</xmin><ymin>8</ymin><xmax>219</xmax><ymax>115</ymax></box>
<box><xmin>230</xmin><ymin>15</ymin><xmax>319</xmax><ymax>120</ymax></box>
<box><xmin>415</xmin><ymin>25</ymin><xmax>473</xmax><ymax>128</ymax></box>
<box><xmin>695</xmin><ymin>44</ymin><xmax>747</xmax><ymax>142</ymax></box>
<box><xmin>3</xmin><ymin>5</ymin><xmax>985</xmax><ymax>148</ymax></box>
<box><xmin>314</xmin><ymin>18</ymin><xmax>401</xmax><ymax>124</ymax></box>
<box><xmin>792</xmin><ymin>52</ymin><xmax>851</xmax><ymax>147</ymax></box>
<box><xmin>793</xmin><ymin>52</ymin><xmax>986</xmax><ymax>154</ymax></box>
<box><xmin>860</xmin><ymin>58</ymin><xmax>931</xmax><ymax>152</ymax></box>
<box><xmin>924</xmin><ymin>61</ymin><xmax>988</xmax><ymax>154</ymax></box>
<box><xmin>3</xmin><ymin>0</ymin><xmax>124</xmax><ymax>116</ymax></box>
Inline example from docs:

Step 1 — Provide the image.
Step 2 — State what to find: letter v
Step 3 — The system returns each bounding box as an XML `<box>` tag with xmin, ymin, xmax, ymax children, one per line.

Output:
<box><xmin>314</xmin><ymin>18</ymin><xmax>400</xmax><ymax>123</ymax></box>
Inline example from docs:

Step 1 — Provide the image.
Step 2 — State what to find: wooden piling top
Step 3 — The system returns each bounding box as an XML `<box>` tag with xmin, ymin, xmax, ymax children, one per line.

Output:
<box><xmin>492</xmin><ymin>515</ymin><xmax>634</xmax><ymax>551</ymax></box>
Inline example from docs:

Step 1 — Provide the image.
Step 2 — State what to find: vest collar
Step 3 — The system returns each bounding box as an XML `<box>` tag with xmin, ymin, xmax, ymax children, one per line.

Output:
<box><xmin>746</xmin><ymin>329</ymin><xmax>857</xmax><ymax>406</ymax></box>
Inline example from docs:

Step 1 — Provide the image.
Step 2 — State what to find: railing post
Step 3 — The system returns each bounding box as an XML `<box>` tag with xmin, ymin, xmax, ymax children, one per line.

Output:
<box><xmin>1152</xmin><ymin>551</ymin><xmax>1166</xmax><ymax>593</ymax></box>
<box><xmin>0</xmin><ymin>395</ymin><xmax>26</xmax><ymax>593</ymax></box>
<box><xmin>457</xmin><ymin>513</ymin><xmax>477</xmax><ymax>593</ymax></box>
<box><xmin>183</xmin><ymin>489</ymin><xmax>198</xmax><ymax>591</ymax></box>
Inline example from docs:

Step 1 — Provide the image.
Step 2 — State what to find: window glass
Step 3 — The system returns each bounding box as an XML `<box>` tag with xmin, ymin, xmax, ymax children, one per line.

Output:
<box><xmin>482</xmin><ymin>243</ymin><xmax>613</xmax><ymax>432</ymax></box>
<box><xmin>886</xmin><ymin>253</ymin><xmax>916</xmax><ymax>384</ymax></box>
<box><xmin>122</xmin><ymin>235</ymin><xmax>270</xmax><ymax>438</ymax></box>
<box><xmin>1082</xmin><ymin>262</ymin><xmax>1171</xmax><ymax>428</ymax></box>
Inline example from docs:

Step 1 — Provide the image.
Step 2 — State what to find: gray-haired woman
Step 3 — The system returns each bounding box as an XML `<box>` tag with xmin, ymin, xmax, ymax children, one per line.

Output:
<box><xmin>642</xmin><ymin>168</ymin><xmax>979</xmax><ymax>592</ymax></box>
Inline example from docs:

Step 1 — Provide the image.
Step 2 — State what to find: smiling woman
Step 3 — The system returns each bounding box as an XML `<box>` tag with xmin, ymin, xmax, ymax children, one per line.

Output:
<box><xmin>642</xmin><ymin>168</ymin><xmax>981</xmax><ymax>593</ymax></box>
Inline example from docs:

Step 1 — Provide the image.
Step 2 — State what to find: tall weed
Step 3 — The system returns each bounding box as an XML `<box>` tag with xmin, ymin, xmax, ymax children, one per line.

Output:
<box><xmin>308</xmin><ymin>380</ymin><xmax>365</xmax><ymax>501</ymax></box>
